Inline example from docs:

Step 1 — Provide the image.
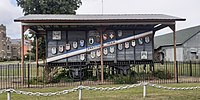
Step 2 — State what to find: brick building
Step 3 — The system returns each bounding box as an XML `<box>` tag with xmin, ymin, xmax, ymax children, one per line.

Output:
<box><xmin>0</xmin><ymin>24</ymin><xmax>21</xmax><ymax>60</ymax></box>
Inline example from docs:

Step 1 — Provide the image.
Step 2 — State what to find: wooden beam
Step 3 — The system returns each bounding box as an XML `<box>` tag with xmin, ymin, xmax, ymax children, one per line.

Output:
<box><xmin>153</xmin><ymin>24</ymin><xmax>168</xmax><ymax>32</ymax></box>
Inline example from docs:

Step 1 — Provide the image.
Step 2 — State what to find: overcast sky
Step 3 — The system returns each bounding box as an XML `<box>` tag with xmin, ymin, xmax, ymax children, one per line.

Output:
<box><xmin>1</xmin><ymin>0</ymin><xmax>200</xmax><ymax>39</ymax></box>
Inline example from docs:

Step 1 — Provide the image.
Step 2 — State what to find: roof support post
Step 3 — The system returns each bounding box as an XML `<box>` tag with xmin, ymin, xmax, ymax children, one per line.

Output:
<box><xmin>169</xmin><ymin>24</ymin><xmax>177</xmax><ymax>80</ymax></box>
<box><xmin>97</xmin><ymin>27</ymin><xmax>106</xmax><ymax>83</ymax></box>
<box><xmin>21</xmin><ymin>25</ymin><xmax>29</xmax><ymax>85</ymax></box>
<box><xmin>35</xmin><ymin>35</ymin><xmax>39</xmax><ymax>77</ymax></box>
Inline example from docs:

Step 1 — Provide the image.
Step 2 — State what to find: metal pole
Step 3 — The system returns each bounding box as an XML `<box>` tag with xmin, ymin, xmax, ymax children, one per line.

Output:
<box><xmin>7</xmin><ymin>91</ymin><xmax>11</xmax><ymax>100</ymax></box>
<box><xmin>79</xmin><ymin>85</ymin><xmax>82</xmax><ymax>100</ymax></box>
<box><xmin>143</xmin><ymin>83</ymin><xmax>147</xmax><ymax>98</ymax></box>
<box><xmin>28</xmin><ymin>64</ymin><xmax>30</xmax><ymax>88</ymax></box>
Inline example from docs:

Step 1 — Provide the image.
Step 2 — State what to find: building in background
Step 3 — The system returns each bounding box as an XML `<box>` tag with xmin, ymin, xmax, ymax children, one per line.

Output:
<box><xmin>154</xmin><ymin>25</ymin><xmax>200</xmax><ymax>61</ymax></box>
<box><xmin>0</xmin><ymin>24</ymin><xmax>8</xmax><ymax>60</ymax></box>
<box><xmin>10</xmin><ymin>39</ymin><xmax>21</xmax><ymax>60</ymax></box>
<box><xmin>0</xmin><ymin>24</ymin><xmax>29</xmax><ymax>61</ymax></box>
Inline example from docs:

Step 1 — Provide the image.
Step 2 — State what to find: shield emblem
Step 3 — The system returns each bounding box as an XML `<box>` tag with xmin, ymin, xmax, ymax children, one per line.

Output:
<box><xmin>125</xmin><ymin>42</ymin><xmax>130</xmax><ymax>49</ymax></box>
<box><xmin>131</xmin><ymin>40</ymin><xmax>136</xmax><ymax>47</ymax></box>
<box><xmin>58</xmin><ymin>45</ymin><xmax>64</xmax><ymax>53</ymax></box>
<box><xmin>118</xmin><ymin>43</ymin><xmax>123</xmax><ymax>51</ymax></box>
<box><xmin>80</xmin><ymin>54</ymin><xmax>85</xmax><ymax>61</ymax></box>
<box><xmin>91</xmin><ymin>51</ymin><xmax>96</xmax><ymax>58</ymax></box>
<box><xmin>96</xmin><ymin>35</ymin><xmax>100</xmax><ymax>43</ymax></box>
<box><xmin>109</xmin><ymin>32</ymin><xmax>115</xmax><ymax>39</ymax></box>
<box><xmin>103</xmin><ymin>48</ymin><xmax>108</xmax><ymax>55</ymax></box>
<box><xmin>145</xmin><ymin>36</ymin><xmax>150</xmax><ymax>43</ymax></box>
<box><xmin>138</xmin><ymin>38</ymin><xmax>143</xmax><ymax>45</ymax></box>
<box><xmin>141</xmin><ymin>51</ymin><xmax>148</xmax><ymax>60</ymax></box>
<box><xmin>89</xmin><ymin>37</ymin><xmax>94</xmax><ymax>44</ymax></box>
<box><xmin>110</xmin><ymin>46</ymin><xmax>115</xmax><ymax>53</ymax></box>
<box><xmin>72</xmin><ymin>41</ymin><xmax>78</xmax><ymax>49</ymax></box>
<box><xmin>118</xmin><ymin>30</ymin><xmax>123</xmax><ymax>37</ymax></box>
<box><xmin>103</xmin><ymin>34</ymin><xmax>107</xmax><ymax>40</ymax></box>
<box><xmin>66</xmin><ymin>43</ymin><xmax>70</xmax><ymax>51</ymax></box>
<box><xmin>80</xmin><ymin>40</ymin><xmax>85</xmax><ymax>47</ymax></box>
<box><xmin>96</xmin><ymin>50</ymin><xmax>101</xmax><ymax>57</ymax></box>
<box><xmin>52</xmin><ymin>47</ymin><xmax>57</xmax><ymax>54</ymax></box>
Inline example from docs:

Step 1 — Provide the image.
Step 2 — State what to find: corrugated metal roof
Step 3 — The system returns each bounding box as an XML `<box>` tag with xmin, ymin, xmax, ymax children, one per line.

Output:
<box><xmin>14</xmin><ymin>14</ymin><xmax>185</xmax><ymax>22</ymax></box>
<box><xmin>154</xmin><ymin>25</ymin><xmax>200</xmax><ymax>49</ymax></box>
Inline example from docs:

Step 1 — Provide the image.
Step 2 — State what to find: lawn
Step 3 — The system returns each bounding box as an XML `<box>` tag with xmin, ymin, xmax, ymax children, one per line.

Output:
<box><xmin>0</xmin><ymin>83</ymin><xmax>199</xmax><ymax>100</ymax></box>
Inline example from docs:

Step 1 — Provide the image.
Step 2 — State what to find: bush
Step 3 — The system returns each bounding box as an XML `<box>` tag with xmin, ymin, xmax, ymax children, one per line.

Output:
<box><xmin>29</xmin><ymin>77</ymin><xmax>44</xmax><ymax>85</ymax></box>
<box><xmin>153</xmin><ymin>70</ymin><xmax>172</xmax><ymax>79</ymax></box>
<box><xmin>51</xmin><ymin>69</ymin><xmax>73</xmax><ymax>83</ymax></box>
<box><xmin>111</xmin><ymin>75</ymin><xmax>137</xmax><ymax>84</ymax></box>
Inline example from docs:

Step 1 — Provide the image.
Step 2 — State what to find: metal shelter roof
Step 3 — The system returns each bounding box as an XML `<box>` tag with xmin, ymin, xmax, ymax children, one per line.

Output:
<box><xmin>14</xmin><ymin>14</ymin><xmax>185</xmax><ymax>25</ymax></box>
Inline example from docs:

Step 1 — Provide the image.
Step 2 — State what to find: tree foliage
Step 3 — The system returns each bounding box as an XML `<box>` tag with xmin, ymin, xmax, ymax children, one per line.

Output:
<box><xmin>16</xmin><ymin>0</ymin><xmax>82</xmax><ymax>61</ymax></box>
<box><xmin>16</xmin><ymin>0</ymin><xmax>82</xmax><ymax>15</ymax></box>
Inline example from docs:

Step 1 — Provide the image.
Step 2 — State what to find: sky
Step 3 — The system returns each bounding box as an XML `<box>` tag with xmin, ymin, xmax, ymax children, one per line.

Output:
<box><xmin>0</xmin><ymin>0</ymin><xmax>200</xmax><ymax>39</ymax></box>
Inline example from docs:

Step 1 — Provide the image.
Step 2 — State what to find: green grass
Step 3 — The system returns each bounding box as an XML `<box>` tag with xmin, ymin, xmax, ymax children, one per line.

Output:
<box><xmin>0</xmin><ymin>83</ymin><xmax>200</xmax><ymax>100</ymax></box>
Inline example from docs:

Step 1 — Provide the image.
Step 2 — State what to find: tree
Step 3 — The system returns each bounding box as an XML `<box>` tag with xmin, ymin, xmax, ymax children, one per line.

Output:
<box><xmin>16</xmin><ymin>0</ymin><xmax>82</xmax><ymax>15</ymax></box>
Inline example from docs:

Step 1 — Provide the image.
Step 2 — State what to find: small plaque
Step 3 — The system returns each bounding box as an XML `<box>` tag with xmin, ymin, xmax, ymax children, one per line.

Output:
<box><xmin>72</xmin><ymin>41</ymin><xmax>78</xmax><ymax>49</ymax></box>
<box><xmin>141</xmin><ymin>51</ymin><xmax>148</xmax><ymax>60</ymax></box>
<box><xmin>66</xmin><ymin>43</ymin><xmax>71</xmax><ymax>51</ymax></box>
<box><xmin>96</xmin><ymin>50</ymin><xmax>101</xmax><ymax>57</ymax></box>
<box><xmin>52</xmin><ymin>31</ymin><xmax>61</xmax><ymax>40</ymax></box>
<box><xmin>145</xmin><ymin>36</ymin><xmax>150</xmax><ymax>43</ymax></box>
<box><xmin>138</xmin><ymin>38</ymin><xmax>143</xmax><ymax>45</ymax></box>
<box><xmin>80</xmin><ymin>54</ymin><xmax>85</xmax><ymax>61</ymax></box>
<box><xmin>110</xmin><ymin>46</ymin><xmax>115</xmax><ymax>53</ymax></box>
<box><xmin>109</xmin><ymin>32</ymin><xmax>115</xmax><ymax>39</ymax></box>
<box><xmin>80</xmin><ymin>40</ymin><xmax>85</xmax><ymax>47</ymax></box>
<box><xmin>89</xmin><ymin>37</ymin><xmax>94</xmax><ymax>44</ymax></box>
<box><xmin>91</xmin><ymin>51</ymin><xmax>96</xmax><ymax>58</ymax></box>
<box><xmin>131</xmin><ymin>40</ymin><xmax>136</xmax><ymax>47</ymax></box>
<box><xmin>52</xmin><ymin>47</ymin><xmax>57</xmax><ymax>54</ymax></box>
<box><xmin>103</xmin><ymin>34</ymin><xmax>108</xmax><ymax>40</ymax></box>
<box><xmin>125</xmin><ymin>42</ymin><xmax>130</xmax><ymax>49</ymax></box>
<box><xmin>103</xmin><ymin>48</ymin><xmax>108</xmax><ymax>55</ymax></box>
<box><xmin>118</xmin><ymin>43</ymin><xmax>123</xmax><ymax>51</ymax></box>
<box><xmin>118</xmin><ymin>30</ymin><xmax>123</xmax><ymax>37</ymax></box>
<box><xmin>96</xmin><ymin>35</ymin><xmax>100</xmax><ymax>43</ymax></box>
<box><xmin>58</xmin><ymin>45</ymin><xmax>64</xmax><ymax>53</ymax></box>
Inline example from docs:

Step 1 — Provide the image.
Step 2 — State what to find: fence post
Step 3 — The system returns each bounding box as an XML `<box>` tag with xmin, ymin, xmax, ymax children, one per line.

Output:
<box><xmin>190</xmin><ymin>61</ymin><xmax>192</xmax><ymax>76</ymax></box>
<box><xmin>79</xmin><ymin>85</ymin><xmax>82</xmax><ymax>100</ymax></box>
<box><xmin>143</xmin><ymin>83</ymin><xmax>147</xmax><ymax>98</ymax></box>
<box><xmin>27</xmin><ymin>64</ymin><xmax>30</xmax><ymax>88</ymax></box>
<box><xmin>7</xmin><ymin>90</ymin><xmax>11</xmax><ymax>100</ymax></box>
<box><xmin>176</xmin><ymin>61</ymin><xmax>178</xmax><ymax>83</ymax></box>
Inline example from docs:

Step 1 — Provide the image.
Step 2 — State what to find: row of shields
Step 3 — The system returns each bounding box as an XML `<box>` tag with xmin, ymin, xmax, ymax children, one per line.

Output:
<box><xmin>51</xmin><ymin>37</ymin><xmax>150</xmax><ymax>55</ymax></box>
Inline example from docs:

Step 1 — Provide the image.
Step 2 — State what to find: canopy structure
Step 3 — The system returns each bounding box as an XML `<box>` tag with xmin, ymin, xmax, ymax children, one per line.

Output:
<box><xmin>14</xmin><ymin>14</ymin><xmax>185</xmax><ymax>83</ymax></box>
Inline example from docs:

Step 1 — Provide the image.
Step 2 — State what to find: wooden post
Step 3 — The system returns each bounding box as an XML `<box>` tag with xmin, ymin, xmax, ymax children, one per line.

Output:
<box><xmin>36</xmin><ymin>36</ymin><xmax>39</xmax><ymax>77</ymax></box>
<box><xmin>100</xmin><ymin>29</ymin><xmax>104</xmax><ymax>83</ymax></box>
<box><xmin>170</xmin><ymin>24</ymin><xmax>177</xmax><ymax>80</ymax></box>
<box><xmin>21</xmin><ymin>26</ymin><xmax>25</xmax><ymax>85</ymax></box>
<box><xmin>21</xmin><ymin>25</ymin><xmax>29</xmax><ymax>84</ymax></box>
<box><xmin>97</xmin><ymin>27</ymin><xmax>106</xmax><ymax>83</ymax></box>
